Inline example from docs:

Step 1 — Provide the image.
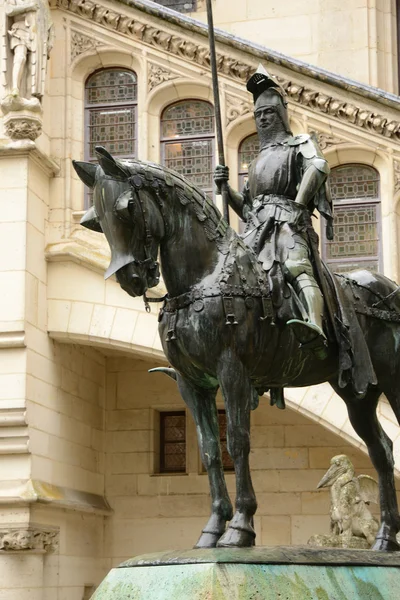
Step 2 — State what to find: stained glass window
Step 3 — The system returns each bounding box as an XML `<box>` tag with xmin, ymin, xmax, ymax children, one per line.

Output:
<box><xmin>160</xmin><ymin>412</ymin><xmax>186</xmax><ymax>473</ymax></box>
<box><xmin>323</xmin><ymin>164</ymin><xmax>381</xmax><ymax>273</ymax></box>
<box><xmin>161</xmin><ymin>100</ymin><xmax>215</xmax><ymax>196</ymax></box>
<box><xmin>84</xmin><ymin>69</ymin><xmax>137</xmax><ymax>205</ymax></box>
<box><xmin>238</xmin><ymin>133</ymin><xmax>260</xmax><ymax>232</ymax></box>
<box><xmin>238</xmin><ymin>133</ymin><xmax>260</xmax><ymax>190</ymax></box>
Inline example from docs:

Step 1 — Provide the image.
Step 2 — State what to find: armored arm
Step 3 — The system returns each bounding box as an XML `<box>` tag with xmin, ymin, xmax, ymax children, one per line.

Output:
<box><xmin>214</xmin><ymin>165</ymin><xmax>251</xmax><ymax>221</ymax></box>
<box><xmin>294</xmin><ymin>136</ymin><xmax>330</xmax><ymax>207</ymax></box>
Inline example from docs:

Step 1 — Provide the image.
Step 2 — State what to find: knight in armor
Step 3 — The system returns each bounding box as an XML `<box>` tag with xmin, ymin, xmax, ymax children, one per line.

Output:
<box><xmin>215</xmin><ymin>65</ymin><xmax>333</xmax><ymax>359</ymax></box>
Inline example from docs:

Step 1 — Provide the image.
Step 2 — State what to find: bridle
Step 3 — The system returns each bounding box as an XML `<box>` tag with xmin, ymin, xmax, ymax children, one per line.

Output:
<box><xmin>125</xmin><ymin>175</ymin><xmax>168</xmax><ymax>311</ymax></box>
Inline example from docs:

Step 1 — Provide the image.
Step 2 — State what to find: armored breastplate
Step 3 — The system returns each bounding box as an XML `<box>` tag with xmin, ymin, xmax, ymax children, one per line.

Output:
<box><xmin>249</xmin><ymin>144</ymin><xmax>297</xmax><ymax>200</ymax></box>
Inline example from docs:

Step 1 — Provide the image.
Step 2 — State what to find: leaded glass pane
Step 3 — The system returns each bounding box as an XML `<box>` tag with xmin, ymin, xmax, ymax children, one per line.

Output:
<box><xmin>324</xmin><ymin>164</ymin><xmax>381</xmax><ymax>273</ymax></box>
<box><xmin>239</xmin><ymin>133</ymin><xmax>260</xmax><ymax>174</ymax></box>
<box><xmin>86</xmin><ymin>69</ymin><xmax>137</xmax><ymax>105</ymax></box>
<box><xmin>161</xmin><ymin>101</ymin><xmax>214</xmax><ymax>138</ymax></box>
<box><xmin>164</xmin><ymin>140</ymin><xmax>213</xmax><ymax>189</ymax></box>
<box><xmin>327</xmin><ymin>204</ymin><xmax>378</xmax><ymax>260</ymax></box>
<box><xmin>160</xmin><ymin>412</ymin><xmax>186</xmax><ymax>473</ymax></box>
<box><xmin>88</xmin><ymin>107</ymin><xmax>136</xmax><ymax>159</ymax></box>
<box><xmin>330</xmin><ymin>165</ymin><xmax>379</xmax><ymax>200</ymax></box>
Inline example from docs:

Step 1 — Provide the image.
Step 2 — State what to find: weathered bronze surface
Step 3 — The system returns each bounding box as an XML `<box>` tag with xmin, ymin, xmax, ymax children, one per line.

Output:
<box><xmin>91</xmin><ymin>548</ymin><xmax>400</xmax><ymax>600</ymax></box>
<box><xmin>122</xmin><ymin>546</ymin><xmax>400</xmax><ymax>567</ymax></box>
<box><xmin>73</xmin><ymin>66</ymin><xmax>400</xmax><ymax>554</ymax></box>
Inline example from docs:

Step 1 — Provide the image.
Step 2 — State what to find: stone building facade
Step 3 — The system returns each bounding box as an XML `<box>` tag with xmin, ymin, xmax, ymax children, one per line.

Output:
<box><xmin>0</xmin><ymin>0</ymin><xmax>400</xmax><ymax>598</ymax></box>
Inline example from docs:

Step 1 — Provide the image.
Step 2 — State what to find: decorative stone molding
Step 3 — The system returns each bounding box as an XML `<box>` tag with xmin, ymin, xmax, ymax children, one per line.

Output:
<box><xmin>0</xmin><ymin>479</ymin><xmax>112</xmax><ymax>516</ymax></box>
<box><xmin>0</xmin><ymin>526</ymin><xmax>59</xmax><ymax>553</ymax></box>
<box><xmin>226</xmin><ymin>94</ymin><xmax>252</xmax><ymax>126</ymax></box>
<box><xmin>4</xmin><ymin>114</ymin><xmax>42</xmax><ymax>141</ymax></box>
<box><xmin>394</xmin><ymin>160</ymin><xmax>400</xmax><ymax>195</ymax></box>
<box><xmin>55</xmin><ymin>0</ymin><xmax>400</xmax><ymax>142</ymax></box>
<box><xmin>148</xmin><ymin>63</ymin><xmax>178</xmax><ymax>91</ymax></box>
<box><xmin>71</xmin><ymin>30</ymin><xmax>105</xmax><ymax>61</ymax></box>
<box><xmin>0</xmin><ymin>331</ymin><xmax>25</xmax><ymax>349</ymax></box>
<box><xmin>309</xmin><ymin>130</ymin><xmax>348</xmax><ymax>151</ymax></box>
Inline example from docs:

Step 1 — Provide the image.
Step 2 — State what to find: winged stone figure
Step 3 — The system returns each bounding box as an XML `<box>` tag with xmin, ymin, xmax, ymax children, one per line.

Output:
<box><xmin>308</xmin><ymin>454</ymin><xmax>380</xmax><ymax>549</ymax></box>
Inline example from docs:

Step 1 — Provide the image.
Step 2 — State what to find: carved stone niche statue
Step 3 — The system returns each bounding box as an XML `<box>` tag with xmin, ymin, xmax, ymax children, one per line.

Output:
<box><xmin>1</xmin><ymin>0</ymin><xmax>54</xmax><ymax>145</ymax></box>
<box><xmin>308</xmin><ymin>454</ymin><xmax>380</xmax><ymax>549</ymax></box>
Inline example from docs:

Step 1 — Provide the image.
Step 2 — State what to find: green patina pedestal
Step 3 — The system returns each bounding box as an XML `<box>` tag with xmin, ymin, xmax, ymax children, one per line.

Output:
<box><xmin>92</xmin><ymin>546</ymin><xmax>400</xmax><ymax>599</ymax></box>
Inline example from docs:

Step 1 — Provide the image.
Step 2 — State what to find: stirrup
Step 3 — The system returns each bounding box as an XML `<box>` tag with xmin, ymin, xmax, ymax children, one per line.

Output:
<box><xmin>287</xmin><ymin>319</ymin><xmax>328</xmax><ymax>361</ymax></box>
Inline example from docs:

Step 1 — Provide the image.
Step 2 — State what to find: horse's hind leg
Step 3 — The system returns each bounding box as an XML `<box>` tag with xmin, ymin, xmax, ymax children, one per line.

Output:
<box><xmin>334</xmin><ymin>383</ymin><xmax>400</xmax><ymax>551</ymax></box>
<box><xmin>217</xmin><ymin>350</ymin><xmax>257</xmax><ymax>548</ymax></box>
<box><xmin>177</xmin><ymin>375</ymin><xmax>233</xmax><ymax>548</ymax></box>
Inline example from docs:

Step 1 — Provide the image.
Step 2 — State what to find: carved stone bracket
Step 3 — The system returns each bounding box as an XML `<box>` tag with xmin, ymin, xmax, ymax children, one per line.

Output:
<box><xmin>0</xmin><ymin>526</ymin><xmax>59</xmax><ymax>553</ymax></box>
<box><xmin>148</xmin><ymin>63</ymin><xmax>178</xmax><ymax>92</ymax></box>
<box><xmin>71</xmin><ymin>31</ymin><xmax>105</xmax><ymax>61</ymax></box>
<box><xmin>56</xmin><ymin>0</ymin><xmax>400</xmax><ymax>141</ymax></box>
<box><xmin>226</xmin><ymin>94</ymin><xmax>252</xmax><ymax>126</ymax></box>
<box><xmin>309</xmin><ymin>130</ymin><xmax>348</xmax><ymax>151</ymax></box>
<box><xmin>394</xmin><ymin>160</ymin><xmax>400</xmax><ymax>195</ymax></box>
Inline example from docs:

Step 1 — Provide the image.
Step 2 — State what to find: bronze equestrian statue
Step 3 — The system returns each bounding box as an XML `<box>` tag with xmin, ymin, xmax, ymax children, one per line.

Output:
<box><xmin>73</xmin><ymin>66</ymin><xmax>400</xmax><ymax>553</ymax></box>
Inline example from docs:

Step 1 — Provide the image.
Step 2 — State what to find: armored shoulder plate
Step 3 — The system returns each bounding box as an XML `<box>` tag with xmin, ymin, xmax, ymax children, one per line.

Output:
<box><xmin>288</xmin><ymin>134</ymin><xmax>329</xmax><ymax>173</ymax></box>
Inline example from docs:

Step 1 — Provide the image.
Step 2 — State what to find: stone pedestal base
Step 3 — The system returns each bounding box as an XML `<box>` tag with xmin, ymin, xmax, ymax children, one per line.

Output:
<box><xmin>92</xmin><ymin>547</ymin><xmax>400</xmax><ymax>599</ymax></box>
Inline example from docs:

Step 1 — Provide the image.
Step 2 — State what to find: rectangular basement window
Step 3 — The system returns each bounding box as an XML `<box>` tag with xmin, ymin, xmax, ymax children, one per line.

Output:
<box><xmin>159</xmin><ymin>411</ymin><xmax>187</xmax><ymax>473</ymax></box>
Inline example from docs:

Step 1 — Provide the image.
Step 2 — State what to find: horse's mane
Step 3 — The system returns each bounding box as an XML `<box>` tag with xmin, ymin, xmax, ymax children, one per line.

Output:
<box><xmin>121</xmin><ymin>158</ymin><xmax>234</xmax><ymax>245</ymax></box>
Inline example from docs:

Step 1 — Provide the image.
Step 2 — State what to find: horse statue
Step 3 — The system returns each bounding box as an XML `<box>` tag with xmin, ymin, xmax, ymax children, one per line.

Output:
<box><xmin>73</xmin><ymin>146</ymin><xmax>400</xmax><ymax>552</ymax></box>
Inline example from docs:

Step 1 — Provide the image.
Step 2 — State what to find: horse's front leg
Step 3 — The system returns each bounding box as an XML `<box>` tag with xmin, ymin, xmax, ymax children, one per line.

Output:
<box><xmin>177</xmin><ymin>375</ymin><xmax>233</xmax><ymax>548</ymax></box>
<box><xmin>217</xmin><ymin>350</ymin><xmax>257</xmax><ymax>548</ymax></box>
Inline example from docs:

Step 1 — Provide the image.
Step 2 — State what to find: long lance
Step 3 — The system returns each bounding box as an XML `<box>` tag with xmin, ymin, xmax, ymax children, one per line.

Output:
<box><xmin>206</xmin><ymin>0</ymin><xmax>230</xmax><ymax>224</ymax></box>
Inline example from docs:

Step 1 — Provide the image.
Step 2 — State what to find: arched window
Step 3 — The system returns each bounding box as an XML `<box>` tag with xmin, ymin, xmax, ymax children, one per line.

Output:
<box><xmin>238</xmin><ymin>133</ymin><xmax>260</xmax><ymax>190</ymax></box>
<box><xmin>237</xmin><ymin>133</ymin><xmax>260</xmax><ymax>232</ymax></box>
<box><xmin>322</xmin><ymin>164</ymin><xmax>382</xmax><ymax>273</ymax></box>
<box><xmin>85</xmin><ymin>68</ymin><xmax>137</xmax><ymax>204</ymax></box>
<box><xmin>161</xmin><ymin>100</ymin><xmax>215</xmax><ymax>196</ymax></box>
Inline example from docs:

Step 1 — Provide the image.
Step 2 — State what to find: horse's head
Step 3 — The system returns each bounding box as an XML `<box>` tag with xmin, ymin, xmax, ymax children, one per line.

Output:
<box><xmin>72</xmin><ymin>147</ymin><xmax>164</xmax><ymax>297</ymax></box>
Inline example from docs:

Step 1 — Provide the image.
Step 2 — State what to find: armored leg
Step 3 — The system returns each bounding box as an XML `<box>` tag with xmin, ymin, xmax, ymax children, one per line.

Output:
<box><xmin>292</xmin><ymin>272</ymin><xmax>325</xmax><ymax>337</ymax></box>
<box><xmin>284</xmin><ymin>238</ymin><xmax>328</xmax><ymax>360</ymax></box>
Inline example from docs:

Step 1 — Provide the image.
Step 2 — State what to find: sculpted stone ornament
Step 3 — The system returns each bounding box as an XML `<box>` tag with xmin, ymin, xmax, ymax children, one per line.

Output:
<box><xmin>73</xmin><ymin>64</ymin><xmax>400</xmax><ymax>553</ymax></box>
<box><xmin>0</xmin><ymin>525</ymin><xmax>59</xmax><ymax>552</ymax></box>
<box><xmin>308</xmin><ymin>455</ymin><xmax>380</xmax><ymax>549</ymax></box>
<box><xmin>1</xmin><ymin>0</ymin><xmax>54</xmax><ymax>143</ymax></box>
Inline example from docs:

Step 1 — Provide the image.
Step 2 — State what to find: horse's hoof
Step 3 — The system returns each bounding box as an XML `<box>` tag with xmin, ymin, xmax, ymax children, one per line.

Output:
<box><xmin>217</xmin><ymin>527</ymin><xmax>255</xmax><ymax>548</ymax></box>
<box><xmin>372</xmin><ymin>537</ymin><xmax>400</xmax><ymax>552</ymax></box>
<box><xmin>194</xmin><ymin>531</ymin><xmax>222</xmax><ymax>549</ymax></box>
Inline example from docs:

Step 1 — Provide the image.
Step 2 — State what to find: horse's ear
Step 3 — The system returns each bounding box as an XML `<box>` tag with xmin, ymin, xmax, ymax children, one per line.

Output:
<box><xmin>72</xmin><ymin>160</ymin><xmax>97</xmax><ymax>189</ymax></box>
<box><xmin>95</xmin><ymin>146</ymin><xmax>128</xmax><ymax>180</ymax></box>
<box><xmin>80</xmin><ymin>205</ymin><xmax>103</xmax><ymax>233</ymax></box>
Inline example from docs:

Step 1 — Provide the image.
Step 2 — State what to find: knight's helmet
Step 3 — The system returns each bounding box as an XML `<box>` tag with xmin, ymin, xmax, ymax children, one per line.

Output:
<box><xmin>246</xmin><ymin>64</ymin><xmax>292</xmax><ymax>134</ymax></box>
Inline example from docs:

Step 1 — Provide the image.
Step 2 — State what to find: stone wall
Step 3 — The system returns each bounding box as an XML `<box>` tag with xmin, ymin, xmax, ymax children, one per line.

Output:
<box><xmin>189</xmin><ymin>0</ymin><xmax>398</xmax><ymax>93</ymax></box>
<box><xmin>104</xmin><ymin>355</ymin><xmax>398</xmax><ymax>564</ymax></box>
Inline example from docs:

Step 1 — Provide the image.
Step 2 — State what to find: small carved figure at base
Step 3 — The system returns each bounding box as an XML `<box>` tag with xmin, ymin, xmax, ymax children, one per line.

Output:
<box><xmin>308</xmin><ymin>454</ymin><xmax>380</xmax><ymax>549</ymax></box>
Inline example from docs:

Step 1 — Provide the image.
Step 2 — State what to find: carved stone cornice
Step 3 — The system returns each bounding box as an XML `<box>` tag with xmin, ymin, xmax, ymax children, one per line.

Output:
<box><xmin>71</xmin><ymin>30</ymin><xmax>105</xmax><ymax>61</ymax></box>
<box><xmin>309</xmin><ymin>130</ymin><xmax>348</xmax><ymax>151</ymax></box>
<box><xmin>226</xmin><ymin>95</ymin><xmax>252</xmax><ymax>126</ymax></box>
<box><xmin>56</xmin><ymin>0</ymin><xmax>400</xmax><ymax>141</ymax></box>
<box><xmin>0</xmin><ymin>526</ymin><xmax>59</xmax><ymax>553</ymax></box>
<box><xmin>148</xmin><ymin>63</ymin><xmax>178</xmax><ymax>91</ymax></box>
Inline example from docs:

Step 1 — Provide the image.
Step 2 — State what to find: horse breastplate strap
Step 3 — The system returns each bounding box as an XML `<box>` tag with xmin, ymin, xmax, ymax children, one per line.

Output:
<box><xmin>163</xmin><ymin>284</ymin><xmax>271</xmax><ymax>313</ymax></box>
